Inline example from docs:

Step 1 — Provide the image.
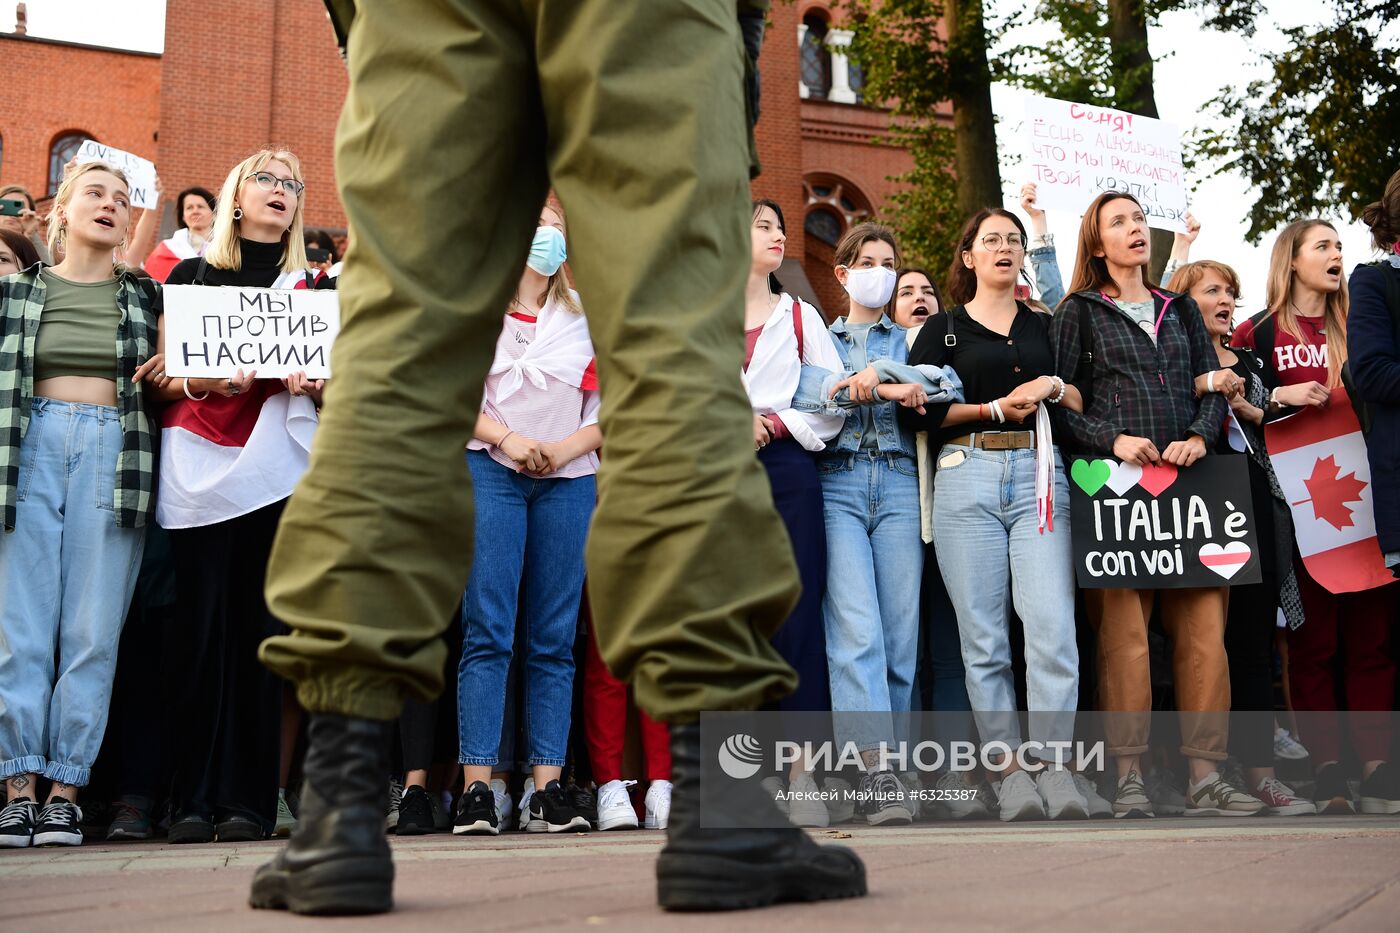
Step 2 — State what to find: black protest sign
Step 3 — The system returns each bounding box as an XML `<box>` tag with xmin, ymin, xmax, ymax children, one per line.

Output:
<box><xmin>1068</xmin><ymin>454</ymin><xmax>1261</xmax><ymax>589</ymax></box>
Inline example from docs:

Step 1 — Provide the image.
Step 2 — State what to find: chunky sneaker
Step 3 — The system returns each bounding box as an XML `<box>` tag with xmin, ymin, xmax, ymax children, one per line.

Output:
<box><xmin>1273</xmin><ymin>726</ymin><xmax>1310</xmax><ymax>761</ymax></box>
<box><xmin>787</xmin><ymin>772</ymin><xmax>830</xmax><ymax>828</ymax></box>
<box><xmin>596</xmin><ymin>780</ymin><xmax>640</xmax><ymax>831</ymax></box>
<box><xmin>385</xmin><ymin>779</ymin><xmax>403</xmax><ymax>833</ymax></box>
<box><xmin>994</xmin><ymin>771</ymin><xmax>1045</xmax><ymax>822</ymax></box>
<box><xmin>452</xmin><ymin>781</ymin><xmax>499</xmax><ymax>836</ymax></box>
<box><xmin>106</xmin><ymin>795</ymin><xmax>153</xmax><ymax>841</ymax></box>
<box><xmin>525</xmin><ymin>780</ymin><xmax>591</xmax><ymax>833</ymax></box>
<box><xmin>656</xmin><ymin>723</ymin><xmax>866</xmax><ymax>912</ymax></box>
<box><xmin>33</xmin><ymin>797</ymin><xmax>83</xmax><ymax>846</ymax></box>
<box><xmin>1073</xmin><ymin>774</ymin><xmax>1115</xmax><ymax>819</ymax></box>
<box><xmin>1186</xmin><ymin>772</ymin><xmax>1265</xmax><ymax>816</ymax></box>
<box><xmin>274</xmin><ymin>789</ymin><xmax>297</xmax><ymax>839</ymax></box>
<box><xmin>932</xmin><ymin>770</ymin><xmax>991</xmax><ymax>820</ymax></box>
<box><xmin>396</xmin><ymin>785</ymin><xmax>436</xmax><ymax>835</ymax></box>
<box><xmin>1113</xmin><ymin>770</ymin><xmax>1155</xmax><ymax>818</ymax></box>
<box><xmin>645</xmin><ymin>779</ymin><xmax>672</xmax><ymax>829</ymax></box>
<box><xmin>1313</xmin><ymin>762</ymin><xmax>1355</xmax><ymax>815</ymax></box>
<box><xmin>0</xmin><ymin>797</ymin><xmax>37</xmax><ymax>847</ymax></box>
<box><xmin>1145</xmin><ymin>768</ymin><xmax>1186</xmax><ymax>816</ymax></box>
<box><xmin>1359</xmin><ymin>762</ymin><xmax>1400</xmax><ymax>815</ymax></box>
<box><xmin>822</xmin><ymin>777</ymin><xmax>855</xmax><ymax>824</ymax></box>
<box><xmin>516</xmin><ymin>778</ymin><xmax>536</xmax><ymax>831</ymax></box>
<box><xmin>217</xmin><ymin>814</ymin><xmax>264</xmax><ymax>842</ymax></box>
<box><xmin>1254</xmin><ymin>776</ymin><xmax>1316</xmax><ymax>816</ymax></box>
<box><xmin>564</xmin><ymin>783</ymin><xmax>598</xmax><ymax>827</ymax></box>
<box><xmin>1036</xmin><ymin>767</ymin><xmax>1088</xmax><ymax>820</ymax></box>
<box><xmin>856</xmin><ymin>771</ymin><xmax>913</xmax><ymax>826</ymax></box>
<box><xmin>168</xmin><ymin>813</ymin><xmax>216</xmax><ymax>844</ymax></box>
<box><xmin>490</xmin><ymin>779</ymin><xmax>514</xmax><ymax>829</ymax></box>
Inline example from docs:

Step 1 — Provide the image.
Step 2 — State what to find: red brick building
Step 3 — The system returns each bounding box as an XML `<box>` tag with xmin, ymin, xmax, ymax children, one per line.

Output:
<box><xmin>4</xmin><ymin>1</ymin><xmax>927</xmax><ymax>316</ymax></box>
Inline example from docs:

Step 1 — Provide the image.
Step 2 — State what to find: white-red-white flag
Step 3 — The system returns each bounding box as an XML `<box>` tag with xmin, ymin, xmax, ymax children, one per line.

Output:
<box><xmin>1266</xmin><ymin>387</ymin><xmax>1393</xmax><ymax>594</ymax></box>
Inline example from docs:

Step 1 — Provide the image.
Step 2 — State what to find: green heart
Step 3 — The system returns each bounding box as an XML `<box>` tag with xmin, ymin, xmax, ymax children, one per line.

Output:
<box><xmin>1071</xmin><ymin>458</ymin><xmax>1111</xmax><ymax>497</ymax></box>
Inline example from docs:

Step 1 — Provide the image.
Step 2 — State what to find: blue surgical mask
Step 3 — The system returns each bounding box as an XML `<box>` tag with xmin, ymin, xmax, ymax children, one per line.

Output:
<box><xmin>527</xmin><ymin>225</ymin><xmax>567</xmax><ymax>276</ymax></box>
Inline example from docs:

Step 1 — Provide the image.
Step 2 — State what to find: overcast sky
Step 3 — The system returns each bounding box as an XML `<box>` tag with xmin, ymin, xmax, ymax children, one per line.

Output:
<box><xmin>7</xmin><ymin>1</ymin><xmax>1388</xmax><ymax>317</ymax></box>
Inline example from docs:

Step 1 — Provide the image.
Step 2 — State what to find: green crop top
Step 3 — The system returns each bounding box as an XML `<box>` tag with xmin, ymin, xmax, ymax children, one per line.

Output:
<box><xmin>33</xmin><ymin>270</ymin><xmax>121</xmax><ymax>381</ymax></box>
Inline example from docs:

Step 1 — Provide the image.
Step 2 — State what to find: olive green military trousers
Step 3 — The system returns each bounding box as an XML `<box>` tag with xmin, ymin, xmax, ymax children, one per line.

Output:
<box><xmin>260</xmin><ymin>0</ymin><xmax>799</xmax><ymax>723</ymax></box>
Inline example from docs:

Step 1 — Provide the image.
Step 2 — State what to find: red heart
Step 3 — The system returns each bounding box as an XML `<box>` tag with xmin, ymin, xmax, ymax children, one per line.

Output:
<box><xmin>1138</xmin><ymin>462</ymin><xmax>1178</xmax><ymax>497</ymax></box>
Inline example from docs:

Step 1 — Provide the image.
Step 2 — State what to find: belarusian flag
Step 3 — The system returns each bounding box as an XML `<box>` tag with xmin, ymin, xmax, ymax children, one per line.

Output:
<box><xmin>1266</xmin><ymin>387</ymin><xmax>1393</xmax><ymax>594</ymax></box>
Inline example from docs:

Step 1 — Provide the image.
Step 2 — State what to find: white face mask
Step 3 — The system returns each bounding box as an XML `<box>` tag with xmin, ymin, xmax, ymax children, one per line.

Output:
<box><xmin>841</xmin><ymin>265</ymin><xmax>898</xmax><ymax>310</ymax></box>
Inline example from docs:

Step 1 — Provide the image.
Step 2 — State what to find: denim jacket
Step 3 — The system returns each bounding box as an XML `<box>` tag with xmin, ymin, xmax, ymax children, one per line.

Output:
<box><xmin>791</xmin><ymin>314</ymin><xmax>962</xmax><ymax>461</ymax></box>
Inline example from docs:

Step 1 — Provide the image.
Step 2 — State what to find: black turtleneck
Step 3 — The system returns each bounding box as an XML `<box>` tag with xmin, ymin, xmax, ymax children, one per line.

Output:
<box><xmin>165</xmin><ymin>238</ymin><xmax>292</xmax><ymax>289</ymax></box>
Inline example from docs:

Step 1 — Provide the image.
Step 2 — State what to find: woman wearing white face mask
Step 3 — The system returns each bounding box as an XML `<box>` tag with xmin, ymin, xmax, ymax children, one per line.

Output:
<box><xmin>455</xmin><ymin>201</ymin><xmax>601</xmax><ymax>837</ymax></box>
<box><xmin>810</xmin><ymin>223</ymin><xmax>941</xmax><ymax>826</ymax></box>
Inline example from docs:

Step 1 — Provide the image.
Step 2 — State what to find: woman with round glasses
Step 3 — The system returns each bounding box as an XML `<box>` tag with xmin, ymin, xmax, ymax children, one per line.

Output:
<box><xmin>145</xmin><ymin>148</ymin><xmax>329</xmax><ymax>844</ymax></box>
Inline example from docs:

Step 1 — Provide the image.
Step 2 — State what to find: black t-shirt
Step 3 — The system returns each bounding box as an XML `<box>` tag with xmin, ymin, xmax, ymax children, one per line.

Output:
<box><xmin>902</xmin><ymin>302</ymin><xmax>1059</xmax><ymax>446</ymax></box>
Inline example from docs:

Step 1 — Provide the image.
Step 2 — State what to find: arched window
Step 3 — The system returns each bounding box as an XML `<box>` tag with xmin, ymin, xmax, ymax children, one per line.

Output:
<box><xmin>48</xmin><ymin>132</ymin><xmax>87</xmax><ymax>196</ymax></box>
<box><xmin>800</xmin><ymin>14</ymin><xmax>832</xmax><ymax>100</ymax></box>
<box><xmin>804</xmin><ymin>208</ymin><xmax>843</xmax><ymax>247</ymax></box>
<box><xmin>803</xmin><ymin>173</ymin><xmax>873</xmax><ymax>245</ymax></box>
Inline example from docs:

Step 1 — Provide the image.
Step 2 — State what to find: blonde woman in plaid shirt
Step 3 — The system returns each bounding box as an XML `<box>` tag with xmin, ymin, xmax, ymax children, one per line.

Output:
<box><xmin>0</xmin><ymin>163</ymin><xmax>162</xmax><ymax>848</ymax></box>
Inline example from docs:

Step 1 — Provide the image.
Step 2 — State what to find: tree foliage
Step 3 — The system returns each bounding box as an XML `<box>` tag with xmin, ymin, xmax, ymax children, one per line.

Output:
<box><xmin>1198</xmin><ymin>0</ymin><xmax>1400</xmax><ymax>242</ymax></box>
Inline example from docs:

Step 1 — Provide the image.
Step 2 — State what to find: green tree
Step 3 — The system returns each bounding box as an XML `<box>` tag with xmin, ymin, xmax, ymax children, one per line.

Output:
<box><xmin>1199</xmin><ymin>0</ymin><xmax>1400</xmax><ymax>242</ymax></box>
<box><xmin>841</xmin><ymin>0</ymin><xmax>1003</xmax><ymax>269</ymax></box>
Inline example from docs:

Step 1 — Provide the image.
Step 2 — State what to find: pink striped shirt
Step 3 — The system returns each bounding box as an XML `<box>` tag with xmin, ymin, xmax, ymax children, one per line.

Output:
<box><xmin>468</xmin><ymin>314</ymin><xmax>600</xmax><ymax>478</ymax></box>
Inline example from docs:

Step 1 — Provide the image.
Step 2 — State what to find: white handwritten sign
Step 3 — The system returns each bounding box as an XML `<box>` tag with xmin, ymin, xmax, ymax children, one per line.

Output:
<box><xmin>75</xmin><ymin>140</ymin><xmax>158</xmax><ymax>210</ymax></box>
<box><xmin>1023</xmin><ymin>95</ymin><xmax>1188</xmax><ymax>233</ymax></box>
<box><xmin>163</xmin><ymin>285</ymin><xmax>339</xmax><ymax>379</ymax></box>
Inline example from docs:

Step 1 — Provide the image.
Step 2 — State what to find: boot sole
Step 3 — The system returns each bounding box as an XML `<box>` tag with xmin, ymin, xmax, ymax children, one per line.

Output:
<box><xmin>657</xmin><ymin>851</ymin><xmax>866</xmax><ymax>911</ymax></box>
<box><xmin>1359</xmin><ymin>797</ymin><xmax>1400</xmax><ymax>815</ymax></box>
<box><xmin>250</xmin><ymin>856</ymin><xmax>394</xmax><ymax>916</ymax></box>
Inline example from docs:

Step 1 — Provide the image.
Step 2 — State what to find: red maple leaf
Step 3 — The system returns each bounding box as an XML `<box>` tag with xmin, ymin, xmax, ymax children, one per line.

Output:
<box><xmin>1295</xmin><ymin>455</ymin><xmax>1368</xmax><ymax>531</ymax></box>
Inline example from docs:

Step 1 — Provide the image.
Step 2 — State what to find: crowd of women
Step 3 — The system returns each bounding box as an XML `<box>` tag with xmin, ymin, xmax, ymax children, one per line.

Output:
<box><xmin>0</xmin><ymin>147</ymin><xmax>1397</xmax><ymax>849</ymax></box>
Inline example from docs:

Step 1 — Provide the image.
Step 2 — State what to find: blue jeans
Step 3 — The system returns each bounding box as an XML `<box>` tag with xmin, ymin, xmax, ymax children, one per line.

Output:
<box><xmin>933</xmin><ymin>444</ymin><xmax>1077</xmax><ymax>761</ymax></box>
<box><xmin>819</xmin><ymin>453</ymin><xmax>922</xmax><ymax>751</ymax></box>
<box><xmin>458</xmin><ymin>451</ymin><xmax>594</xmax><ymax>768</ymax></box>
<box><xmin>0</xmin><ymin>400</ymin><xmax>145</xmax><ymax>786</ymax></box>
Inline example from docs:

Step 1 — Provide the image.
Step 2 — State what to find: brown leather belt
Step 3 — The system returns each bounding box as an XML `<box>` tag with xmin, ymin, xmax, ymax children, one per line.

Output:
<box><xmin>946</xmin><ymin>431</ymin><xmax>1035</xmax><ymax>450</ymax></box>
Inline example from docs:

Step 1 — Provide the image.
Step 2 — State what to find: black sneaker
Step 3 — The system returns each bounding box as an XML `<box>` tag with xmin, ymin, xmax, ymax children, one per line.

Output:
<box><xmin>452</xmin><ymin>781</ymin><xmax>499</xmax><ymax>836</ymax></box>
<box><xmin>563</xmin><ymin>783</ymin><xmax>599</xmax><ymax>827</ymax></box>
<box><xmin>396</xmin><ymin>785</ymin><xmax>436</xmax><ymax>835</ymax></box>
<box><xmin>216</xmin><ymin>814</ymin><xmax>264</xmax><ymax>842</ymax></box>
<box><xmin>107</xmin><ymin>795</ymin><xmax>153</xmax><ymax>841</ymax></box>
<box><xmin>0</xmin><ymin>797</ymin><xmax>37</xmax><ymax>848</ymax></box>
<box><xmin>168</xmin><ymin>813</ymin><xmax>216</xmax><ymax>844</ymax></box>
<box><xmin>855</xmin><ymin>771</ymin><xmax>913</xmax><ymax>826</ymax></box>
<box><xmin>1314</xmin><ymin>762</ymin><xmax>1355</xmax><ymax>814</ymax></box>
<box><xmin>525</xmin><ymin>780</ymin><xmax>590</xmax><ymax>833</ymax></box>
<box><xmin>33</xmin><ymin>797</ymin><xmax>83</xmax><ymax>847</ymax></box>
<box><xmin>1360</xmin><ymin>762</ymin><xmax>1400</xmax><ymax>815</ymax></box>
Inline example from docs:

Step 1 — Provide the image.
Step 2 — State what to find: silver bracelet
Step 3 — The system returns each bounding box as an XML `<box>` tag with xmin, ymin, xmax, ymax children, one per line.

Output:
<box><xmin>182</xmin><ymin>378</ymin><xmax>209</xmax><ymax>401</ymax></box>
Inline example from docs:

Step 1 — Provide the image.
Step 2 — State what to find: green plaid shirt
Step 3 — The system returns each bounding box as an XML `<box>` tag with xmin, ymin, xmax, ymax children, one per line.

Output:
<box><xmin>0</xmin><ymin>264</ymin><xmax>159</xmax><ymax>532</ymax></box>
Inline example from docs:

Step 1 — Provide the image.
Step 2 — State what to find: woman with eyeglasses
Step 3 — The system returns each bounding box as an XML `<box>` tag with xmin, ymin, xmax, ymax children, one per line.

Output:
<box><xmin>144</xmin><ymin>149</ymin><xmax>330</xmax><ymax>844</ymax></box>
<box><xmin>901</xmin><ymin>209</ymin><xmax>1088</xmax><ymax>821</ymax></box>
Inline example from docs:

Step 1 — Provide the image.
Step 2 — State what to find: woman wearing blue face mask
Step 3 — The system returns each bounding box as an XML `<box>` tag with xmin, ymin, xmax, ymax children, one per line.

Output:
<box><xmin>453</xmin><ymin>201</ymin><xmax>601</xmax><ymax>837</ymax></box>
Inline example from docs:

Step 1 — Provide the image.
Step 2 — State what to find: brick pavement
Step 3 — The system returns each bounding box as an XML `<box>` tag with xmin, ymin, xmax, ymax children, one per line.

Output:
<box><xmin>2</xmin><ymin>817</ymin><xmax>1398</xmax><ymax>932</ymax></box>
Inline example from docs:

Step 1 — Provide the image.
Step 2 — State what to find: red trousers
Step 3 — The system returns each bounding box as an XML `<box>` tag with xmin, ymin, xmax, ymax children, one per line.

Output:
<box><xmin>1286</xmin><ymin>564</ymin><xmax>1397</xmax><ymax>764</ymax></box>
<box><xmin>583</xmin><ymin>623</ymin><xmax>671</xmax><ymax>783</ymax></box>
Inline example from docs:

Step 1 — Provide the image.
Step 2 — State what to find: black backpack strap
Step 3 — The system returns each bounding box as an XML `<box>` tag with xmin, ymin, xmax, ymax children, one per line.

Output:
<box><xmin>193</xmin><ymin>256</ymin><xmax>211</xmax><ymax>286</ymax></box>
<box><xmin>1076</xmin><ymin>298</ymin><xmax>1095</xmax><ymax>404</ymax></box>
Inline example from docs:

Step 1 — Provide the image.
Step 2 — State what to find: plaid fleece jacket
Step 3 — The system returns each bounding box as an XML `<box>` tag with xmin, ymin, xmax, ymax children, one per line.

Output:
<box><xmin>0</xmin><ymin>264</ymin><xmax>159</xmax><ymax>532</ymax></box>
<box><xmin>1050</xmin><ymin>288</ymin><xmax>1226</xmax><ymax>455</ymax></box>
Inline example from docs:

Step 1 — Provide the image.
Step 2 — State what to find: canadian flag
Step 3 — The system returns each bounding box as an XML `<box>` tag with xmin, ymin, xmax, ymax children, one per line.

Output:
<box><xmin>1266</xmin><ymin>387</ymin><xmax>1393</xmax><ymax>594</ymax></box>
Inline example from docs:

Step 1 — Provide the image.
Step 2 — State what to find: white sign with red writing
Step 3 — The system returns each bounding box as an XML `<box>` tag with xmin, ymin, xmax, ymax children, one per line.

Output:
<box><xmin>1023</xmin><ymin>95</ymin><xmax>1188</xmax><ymax>233</ymax></box>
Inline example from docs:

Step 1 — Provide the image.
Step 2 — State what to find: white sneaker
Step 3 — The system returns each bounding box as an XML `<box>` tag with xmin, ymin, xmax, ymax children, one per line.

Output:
<box><xmin>596</xmin><ymin>780</ymin><xmax>639</xmax><ymax>831</ymax></box>
<box><xmin>787</xmin><ymin>772</ymin><xmax>829</xmax><ymax>828</ymax></box>
<box><xmin>822</xmin><ymin>777</ymin><xmax>855</xmax><ymax>824</ymax></box>
<box><xmin>644</xmin><ymin>779</ymin><xmax>672</xmax><ymax>829</ymax></box>
<box><xmin>1036</xmin><ymin>768</ymin><xmax>1088</xmax><ymax>820</ymax></box>
<box><xmin>1073</xmin><ymin>773</ymin><xmax>1115</xmax><ymax>819</ymax></box>
<box><xmin>995</xmin><ymin>771</ymin><xmax>1045</xmax><ymax>822</ymax></box>
<box><xmin>490</xmin><ymin>778</ymin><xmax>514</xmax><ymax>829</ymax></box>
<box><xmin>760</xmin><ymin>776</ymin><xmax>790</xmax><ymax>817</ymax></box>
<box><xmin>516</xmin><ymin>778</ymin><xmax>536</xmax><ymax>831</ymax></box>
<box><xmin>933</xmin><ymin>770</ymin><xmax>991</xmax><ymax>820</ymax></box>
<box><xmin>1274</xmin><ymin>726</ymin><xmax>1310</xmax><ymax>761</ymax></box>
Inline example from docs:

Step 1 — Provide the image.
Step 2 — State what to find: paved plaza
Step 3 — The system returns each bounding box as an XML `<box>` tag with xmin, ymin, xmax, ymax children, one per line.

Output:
<box><xmin>3</xmin><ymin>816</ymin><xmax>1398</xmax><ymax>932</ymax></box>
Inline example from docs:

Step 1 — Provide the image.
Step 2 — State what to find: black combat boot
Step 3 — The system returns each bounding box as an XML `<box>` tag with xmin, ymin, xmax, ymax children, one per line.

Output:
<box><xmin>249</xmin><ymin>714</ymin><xmax>395</xmax><ymax>915</ymax></box>
<box><xmin>657</xmin><ymin>722</ymin><xmax>867</xmax><ymax>911</ymax></box>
